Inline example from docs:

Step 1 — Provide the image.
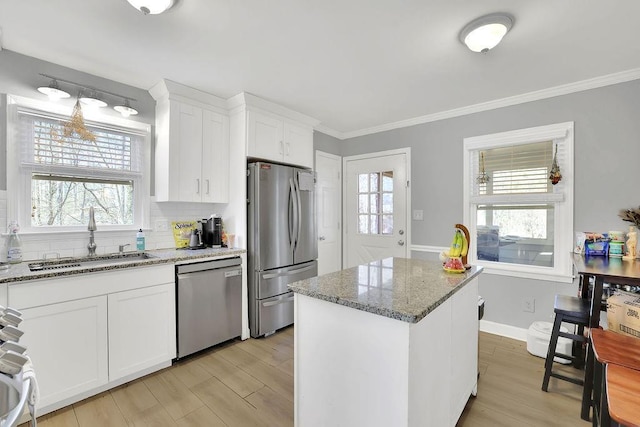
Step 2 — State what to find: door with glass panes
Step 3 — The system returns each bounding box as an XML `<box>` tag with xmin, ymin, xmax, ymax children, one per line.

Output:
<box><xmin>344</xmin><ymin>151</ymin><xmax>409</xmax><ymax>268</ymax></box>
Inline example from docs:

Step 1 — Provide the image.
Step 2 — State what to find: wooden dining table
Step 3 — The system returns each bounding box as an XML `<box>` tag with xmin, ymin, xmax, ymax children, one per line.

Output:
<box><xmin>572</xmin><ymin>253</ymin><xmax>640</xmax><ymax>420</ymax></box>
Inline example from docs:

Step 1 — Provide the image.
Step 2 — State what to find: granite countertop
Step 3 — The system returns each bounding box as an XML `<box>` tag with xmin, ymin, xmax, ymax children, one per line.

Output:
<box><xmin>0</xmin><ymin>247</ymin><xmax>246</xmax><ymax>284</ymax></box>
<box><xmin>288</xmin><ymin>257</ymin><xmax>483</xmax><ymax>323</ymax></box>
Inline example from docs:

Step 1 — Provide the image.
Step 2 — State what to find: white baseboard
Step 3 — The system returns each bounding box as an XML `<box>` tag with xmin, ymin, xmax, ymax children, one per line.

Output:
<box><xmin>480</xmin><ymin>319</ymin><xmax>528</xmax><ymax>342</ymax></box>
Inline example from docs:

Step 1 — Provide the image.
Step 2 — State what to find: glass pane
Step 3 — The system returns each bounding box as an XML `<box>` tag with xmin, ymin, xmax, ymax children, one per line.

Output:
<box><xmin>358</xmin><ymin>174</ymin><xmax>368</xmax><ymax>193</ymax></box>
<box><xmin>370</xmin><ymin>215</ymin><xmax>379</xmax><ymax>234</ymax></box>
<box><xmin>370</xmin><ymin>194</ymin><xmax>379</xmax><ymax>214</ymax></box>
<box><xmin>370</xmin><ymin>173</ymin><xmax>379</xmax><ymax>192</ymax></box>
<box><xmin>382</xmin><ymin>193</ymin><xmax>393</xmax><ymax>214</ymax></box>
<box><xmin>382</xmin><ymin>215</ymin><xmax>393</xmax><ymax>235</ymax></box>
<box><xmin>358</xmin><ymin>215</ymin><xmax>368</xmax><ymax>234</ymax></box>
<box><xmin>31</xmin><ymin>177</ymin><xmax>134</xmax><ymax>226</ymax></box>
<box><xmin>476</xmin><ymin>204</ymin><xmax>554</xmax><ymax>267</ymax></box>
<box><xmin>382</xmin><ymin>172</ymin><xmax>393</xmax><ymax>191</ymax></box>
<box><xmin>359</xmin><ymin>195</ymin><xmax>369</xmax><ymax>214</ymax></box>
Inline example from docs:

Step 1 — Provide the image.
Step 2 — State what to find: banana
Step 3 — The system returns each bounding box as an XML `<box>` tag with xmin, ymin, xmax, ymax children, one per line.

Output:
<box><xmin>460</xmin><ymin>231</ymin><xmax>469</xmax><ymax>257</ymax></box>
<box><xmin>449</xmin><ymin>230</ymin><xmax>461</xmax><ymax>257</ymax></box>
<box><xmin>450</xmin><ymin>229</ymin><xmax>462</xmax><ymax>257</ymax></box>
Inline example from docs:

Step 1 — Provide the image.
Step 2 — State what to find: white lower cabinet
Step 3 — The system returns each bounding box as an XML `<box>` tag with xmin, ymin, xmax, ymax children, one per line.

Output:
<box><xmin>9</xmin><ymin>264</ymin><xmax>175</xmax><ymax>415</ymax></box>
<box><xmin>108</xmin><ymin>283</ymin><xmax>176</xmax><ymax>380</ymax></box>
<box><xmin>20</xmin><ymin>296</ymin><xmax>109</xmax><ymax>409</ymax></box>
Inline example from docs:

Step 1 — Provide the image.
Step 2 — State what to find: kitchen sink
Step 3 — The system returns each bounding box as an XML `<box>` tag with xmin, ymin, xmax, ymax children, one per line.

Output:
<box><xmin>28</xmin><ymin>252</ymin><xmax>157</xmax><ymax>272</ymax></box>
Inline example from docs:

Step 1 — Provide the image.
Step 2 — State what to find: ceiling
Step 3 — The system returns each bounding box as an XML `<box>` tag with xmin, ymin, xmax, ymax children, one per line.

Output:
<box><xmin>3</xmin><ymin>0</ymin><xmax>640</xmax><ymax>138</ymax></box>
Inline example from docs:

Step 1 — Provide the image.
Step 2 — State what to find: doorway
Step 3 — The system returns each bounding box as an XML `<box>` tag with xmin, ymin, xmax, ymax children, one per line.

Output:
<box><xmin>343</xmin><ymin>149</ymin><xmax>410</xmax><ymax>268</ymax></box>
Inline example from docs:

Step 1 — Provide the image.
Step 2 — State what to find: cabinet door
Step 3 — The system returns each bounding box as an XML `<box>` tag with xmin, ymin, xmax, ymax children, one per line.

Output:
<box><xmin>450</xmin><ymin>278</ymin><xmax>479</xmax><ymax>424</ymax></box>
<box><xmin>202</xmin><ymin>109</ymin><xmax>230</xmax><ymax>203</ymax></box>
<box><xmin>20</xmin><ymin>297</ymin><xmax>108</xmax><ymax>409</ymax></box>
<box><xmin>284</xmin><ymin>122</ymin><xmax>313</xmax><ymax>168</ymax></box>
<box><xmin>247</xmin><ymin>111</ymin><xmax>284</xmax><ymax>161</ymax></box>
<box><xmin>108</xmin><ymin>283</ymin><xmax>176</xmax><ymax>381</ymax></box>
<box><xmin>176</xmin><ymin>102</ymin><xmax>204</xmax><ymax>202</ymax></box>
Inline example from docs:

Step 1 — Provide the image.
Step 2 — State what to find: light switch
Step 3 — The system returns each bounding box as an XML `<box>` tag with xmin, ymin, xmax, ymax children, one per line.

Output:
<box><xmin>412</xmin><ymin>210</ymin><xmax>424</xmax><ymax>221</ymax></box>
<box><xmin>155</xmin><ymin>220</ymin><xmax>169</xmax><ymax>231</ymax></box>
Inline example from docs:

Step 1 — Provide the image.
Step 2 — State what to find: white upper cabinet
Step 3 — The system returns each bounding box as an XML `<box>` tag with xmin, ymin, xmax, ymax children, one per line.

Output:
<box><xmin>150</xmin><ymin>80</ymin><xmax>230</xmax><ymax>203</ymax></box>
<box><xmin>230</xmin><ymin>93</ymin><xmax>319</xmax><ymax>169</ymax></box>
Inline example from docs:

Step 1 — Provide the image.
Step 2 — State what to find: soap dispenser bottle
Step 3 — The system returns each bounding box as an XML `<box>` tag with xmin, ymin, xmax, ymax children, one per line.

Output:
<box><xmin>6</xmin><ymin>221</ymin><xmax>22</xmax><ymax>264</ymax></box>
<box><xmin>136</xmin><ymin>229</ymin><xmax>145</xmax><ymax>251</ymax></box>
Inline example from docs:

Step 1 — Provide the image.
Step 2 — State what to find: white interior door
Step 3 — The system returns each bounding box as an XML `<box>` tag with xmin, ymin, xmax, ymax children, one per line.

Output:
<box><xmin>315</xmin><ymin>151</ymin><xmax>342</xmax><ymax>275</ymax></box>
<box><xmin>344</xmin><ymin>149</ymin><xmax>410</xmax><ymax>268</ymax></box>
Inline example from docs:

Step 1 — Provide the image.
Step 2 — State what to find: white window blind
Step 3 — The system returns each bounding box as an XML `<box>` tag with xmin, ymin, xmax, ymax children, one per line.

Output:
<box><xmin>470</xmin><ymin>140</ymin><xmax>565</xmax><ymax>204</ymax></box>
<box><xmin>18</xmin><ymin>109</ymin><xmax>144</xmax><ymax>180</ymax></box>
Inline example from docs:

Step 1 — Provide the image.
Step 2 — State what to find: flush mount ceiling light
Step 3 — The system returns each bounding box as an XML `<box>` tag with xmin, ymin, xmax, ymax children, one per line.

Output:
<box><xmin>126</xmin><ymin>0</ymin><xmax>175</xmax><ymax>15</ymax></box>
<box><xmin>459</xmin><ymin>13</ymin><xmax>514</xmax><ymax>53</ymax></box>
<box><xmin>37</xmin><ymin>79</ymin><xmax>71</xmax><ymax>101</ymax></box>
<box><xmin>114</xmin><ymin>99</ymin><xmax>139</xmax><ymax>117</ymax></box>
<box><xmin>79</xmin><ymin>90</ymin><xmax>108</xmax><ymax>108</ymax></box>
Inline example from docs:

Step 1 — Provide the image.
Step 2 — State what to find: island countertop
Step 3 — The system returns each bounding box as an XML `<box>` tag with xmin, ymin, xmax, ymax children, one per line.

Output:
<box><xmin>288</xmin><ymin>257</ymin><xmax>482</xmax><ymax>323</ymax></box>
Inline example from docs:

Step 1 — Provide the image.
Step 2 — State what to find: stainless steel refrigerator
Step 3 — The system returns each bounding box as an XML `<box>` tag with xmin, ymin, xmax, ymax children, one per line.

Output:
<box><xmin>247</xmin><ymin>161</ymin><xmax>318</xmax><ymax>338</ymax></box>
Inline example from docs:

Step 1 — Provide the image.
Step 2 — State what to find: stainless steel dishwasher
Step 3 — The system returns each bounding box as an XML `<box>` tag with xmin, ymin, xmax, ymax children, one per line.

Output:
<box><xmin>176</xmin><ymin>257</ymin><xmax>242</xmax><ymax>359</ymax></box>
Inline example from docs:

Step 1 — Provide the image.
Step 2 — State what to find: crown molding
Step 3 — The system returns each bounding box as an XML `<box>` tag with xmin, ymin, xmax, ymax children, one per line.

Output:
<box><xmin>228</xmin><ymin>92</ymin><xmax>320</xmax><ymax>127</ymax></box>
<box><xmin>326</xmin><ymin>68</ymin><xmax>640</xmax><ymax>141</ymax></box>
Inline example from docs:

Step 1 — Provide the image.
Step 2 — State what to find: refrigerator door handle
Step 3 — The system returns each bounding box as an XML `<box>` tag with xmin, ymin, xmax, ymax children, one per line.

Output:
<box><xmin>288</xmin><ymin>178</ymin><xmax>296</xmax><ymax>251</ymax></box>
<box><xmin>262</xmin><ymin>296</ymin><xmax>295</xmax><ymax>307</ymax></box>
<box><xmin>262</xmin><ymin>264</ymin><xmax>316</xmax><ymax>279</ymax></box>
<box><xmin>291</xmin><ymin>177</ymin><xmax>300</xmax><ymax>251</ymax></box>
<box><xmin>294</xmin><ymin>174</ymin><xmax>302</xmax><ymax>252</ymax></box>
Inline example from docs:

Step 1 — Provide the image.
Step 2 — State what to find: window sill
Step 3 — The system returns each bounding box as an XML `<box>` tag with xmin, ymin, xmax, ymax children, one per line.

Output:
<box><xmin>476</xmin><ymin>262</ymin><xmax>574</xmax><ymax>283</ymax></box>
<box><xmin>1</xmin><ymin>227</ymin><xmax>151</xmax><ymax>237</ymax></box>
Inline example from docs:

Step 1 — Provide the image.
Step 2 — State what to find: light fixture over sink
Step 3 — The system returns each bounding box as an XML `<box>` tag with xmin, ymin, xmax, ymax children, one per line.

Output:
<box><xmin>459</xmin><ymin>13</ymin><xmax>514</xmax><ymax>53</ymax></box>
<box><xmin>126</xmin><ymin>0</ymin><xmax>175</xmax><ymax>15</ymax></box>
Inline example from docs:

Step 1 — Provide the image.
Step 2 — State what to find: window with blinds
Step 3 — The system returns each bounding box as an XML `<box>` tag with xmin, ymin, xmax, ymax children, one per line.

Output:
<box><xmin>17</xmin><ymin>109</ymin><xmax>145</xmax><ymax>227</ymax></box>
<box><xmin>463</xmin><ymin>122</ymin><xmax>574</xmax><ymax>283</ymax></box>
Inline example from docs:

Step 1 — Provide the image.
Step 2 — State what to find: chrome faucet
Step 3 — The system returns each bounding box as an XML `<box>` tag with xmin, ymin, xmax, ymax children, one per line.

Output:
<box><xmin>88</xmin><ymin>206</ymin><xmax>97</xmax><ymax>257</ymax></box>
<box><xmin>118</xmin><ymin>244</ymin><xmax>130</xmax><ymax>255</ymax></box>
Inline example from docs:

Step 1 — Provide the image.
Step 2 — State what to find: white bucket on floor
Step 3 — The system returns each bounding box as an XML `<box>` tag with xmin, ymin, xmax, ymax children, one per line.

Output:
<box><xmin>526</xmin><ymin>321</ymin><xmax>572</xmax><ymax>364</ymax></box>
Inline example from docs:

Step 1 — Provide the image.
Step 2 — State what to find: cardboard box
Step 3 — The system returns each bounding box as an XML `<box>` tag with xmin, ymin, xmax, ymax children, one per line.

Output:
<box><xmin>607</xmin><ymin>290</ymin><xmax>640</xmax><ymax>338</ymax></box>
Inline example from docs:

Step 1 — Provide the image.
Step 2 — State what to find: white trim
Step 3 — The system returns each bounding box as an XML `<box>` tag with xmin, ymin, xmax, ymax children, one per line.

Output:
<box><xmin>342</xmin><ymin>148</ymin><xmax>411</xmax><ymax>267</ymax></box>
<box><xmin>148</xmin><ymin>79</ymin><xmax>228</xmax><ymax>112</ymax></box>
<box><xmin>410</xmin><ymin>245</ymin><xmax>447</xmax><ymax>253</ymax></box>
<box><xmin>6</xmin><ymin>98</ymin><xmax>151</xmax><ymax>233</ymax></box>
<box><xmin>463</xmin><ymin>122</ymin><xmax>574</xmax><ymax>283</ymax></box>
<box><xmin>320</xmin><ymin>69</ymin><xmax>640</xmax><ymax>140</ymax></box>
<box><xmin>480</xmin><ymin>320</ymin><xmax>528</xmax><ymax>342</ymax></box>
<box><xmin>227</xmin><ymin>92</ymin><xmax>320</xmax><ymax>127</ymax></box>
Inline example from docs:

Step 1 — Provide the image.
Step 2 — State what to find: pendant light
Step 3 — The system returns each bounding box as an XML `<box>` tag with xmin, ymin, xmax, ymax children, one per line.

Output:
<box><xmin>114</xmin><ymin>99</ymin><xmax>139</xmax><ymax>117</ymax></box>
<box><xmin>79</xmin><ymin>90</ymin><xmax>107</xmax><ymax>108</ymax></box>
<box><xmin>37</xmin><ymin>79</ymin><xmax>71</xmax><ymax>101</ymax></box>
<box><xmin>460</xmin><ymin>13</ymin><xmax>514</xmax><ymax>53</ymax></box>
<box><xmin>126</xmin><ymin>0</ymin><xmax>175</xmax><ymax>15</ymax></box>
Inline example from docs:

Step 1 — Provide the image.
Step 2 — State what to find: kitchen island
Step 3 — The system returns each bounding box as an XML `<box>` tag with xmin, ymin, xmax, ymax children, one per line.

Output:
<box><xmin>288</xmin><ymin>257</ymin><xmax>483</xmax><ymax>427</ymax></box>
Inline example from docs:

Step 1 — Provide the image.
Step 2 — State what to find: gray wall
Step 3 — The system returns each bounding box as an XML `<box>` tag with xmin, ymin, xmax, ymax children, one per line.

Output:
<box><xmin>335</xmin><ymin>80</ymin><xmax>640</xmax><ymax>330</ymax></box>
<box><xmin>0</xmin><ymin>50</ymin><xmax>156</xmax><ymax>192</ymax></box>
<box><xmin>314</xmin><ymin>131</ymin><xmax>342</xmax><ymax>156</ymax></box>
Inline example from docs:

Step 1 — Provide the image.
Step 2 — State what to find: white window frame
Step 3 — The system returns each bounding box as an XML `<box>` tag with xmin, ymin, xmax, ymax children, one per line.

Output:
<box><xmin>6</xmin><ymin>95</ymin><xmax>151</xmax><ymax>234</ymax></box>
<box><xmin>463</xmin><ymin>122</ymin><xmax>574</xmax><ymax>283</ymax></box>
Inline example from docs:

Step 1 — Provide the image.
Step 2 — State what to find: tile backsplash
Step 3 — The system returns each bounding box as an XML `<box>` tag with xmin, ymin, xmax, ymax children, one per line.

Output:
<box><xmin>0</xmin><ymin>191</ymin><xmax>225</xmax><ymax>262</ymax></box>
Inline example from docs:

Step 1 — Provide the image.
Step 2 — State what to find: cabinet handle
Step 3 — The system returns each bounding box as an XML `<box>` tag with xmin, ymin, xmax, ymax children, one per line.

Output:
<box><xmin>196</xmin><ymin>178</ymin><xmax>200</xmax><ymax>194</ymax></box>
<box><xmin>286</xmin><ymin>142</ymin><xmax>291</xmax><ymax>156</ymax></box>
<box><xmin>280</xmin><ymin>141</ymin><xmax>284</xmax><ymax>155</ymax></box>
<box><xmin>206</xmin><ymin>179</ymin><xmax>210</xmax><ymax>195</ymax></box>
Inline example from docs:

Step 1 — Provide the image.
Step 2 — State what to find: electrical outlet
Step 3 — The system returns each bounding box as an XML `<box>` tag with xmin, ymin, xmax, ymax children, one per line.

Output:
<box><xmin>155</xmin><ymin>220</ymin><xmax>169</xmax><ymax>232</ymax></box>
<box><xmin>412</xmin><ymin>210</ymin><xmax>424</xmax><ymax>221</ymax></box>
<box><xmin>522</xmin><ymin>297</ymin><xmax>535</xmax><ymax>313</ymax></box>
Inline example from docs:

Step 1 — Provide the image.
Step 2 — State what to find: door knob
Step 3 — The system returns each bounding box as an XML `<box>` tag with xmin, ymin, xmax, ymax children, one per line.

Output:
<box><xmin>319</xmin><ymin>236</ymin><xmax>326</xmax><ymax>241</ymax></box>
<box><xmin>398</xmin><ymin>240</ymin><xmax>405</xmax><ymax>246</ymax></box>
<box><xmin>399</xmin><ymin>230</ymin><xmax>404</xmax><ymax>235</ymax></box>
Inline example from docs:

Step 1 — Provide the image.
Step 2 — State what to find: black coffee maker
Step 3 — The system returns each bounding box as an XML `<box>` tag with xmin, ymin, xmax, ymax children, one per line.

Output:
<box><xmin>202</xmin><ymin>216</ymin><xmax>222</xmax><ymax>247</ymax></box>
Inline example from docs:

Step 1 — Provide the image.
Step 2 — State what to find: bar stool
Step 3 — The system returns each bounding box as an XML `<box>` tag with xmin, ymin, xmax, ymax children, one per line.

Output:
<box><xmin>606</xmin><ymin>364</ymin><xmax>640</xmax><ymax>427</ymax></box>
<box><xmin>588</xmin><ymin>329</ymin><xmax>640</xmax><ymax>425</ymax></box>
<box><xmin>542</xmin><ymin>294</ymin><xmax>590</xmax><ymax>391</ymax></box>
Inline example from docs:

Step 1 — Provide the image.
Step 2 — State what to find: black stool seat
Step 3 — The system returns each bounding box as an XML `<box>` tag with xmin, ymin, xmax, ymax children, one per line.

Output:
<box><xmin>542</xmin><ymin>295</ymin><xmax>590</xmax><ymax>392</ymax></box>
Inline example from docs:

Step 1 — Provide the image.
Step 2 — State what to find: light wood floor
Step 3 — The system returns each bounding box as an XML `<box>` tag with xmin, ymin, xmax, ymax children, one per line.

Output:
<box><xmin>23</xmin><ymin>329</ymin><xmax>589</xmax><ymax>426</ymax></box>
